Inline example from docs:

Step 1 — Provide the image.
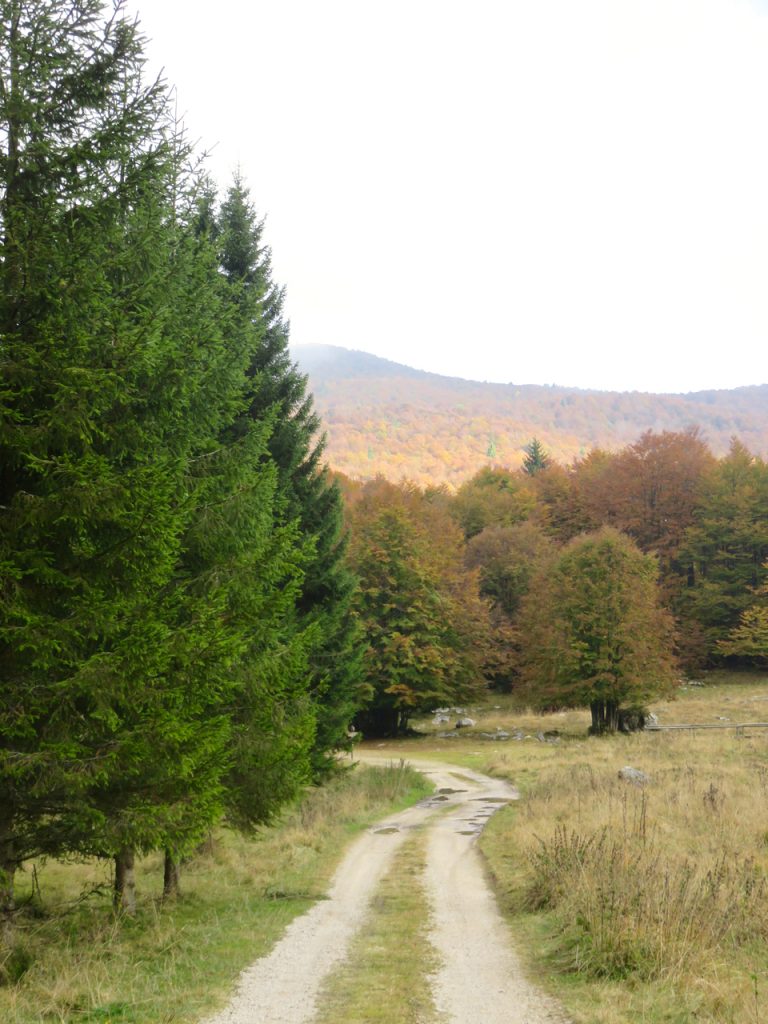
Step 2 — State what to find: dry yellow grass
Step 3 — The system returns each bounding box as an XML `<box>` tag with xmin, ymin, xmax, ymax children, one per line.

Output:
<box><xmin>377</xmin><ymin>671</ymin><xmax>768</xmax><ymax>1024</ymax></box>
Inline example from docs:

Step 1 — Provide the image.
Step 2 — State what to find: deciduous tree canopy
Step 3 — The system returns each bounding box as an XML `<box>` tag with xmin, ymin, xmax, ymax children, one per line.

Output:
<box><xmin>348</xmin><ymin>480</ymin><xmax>491</xmax><ymax>736</ymax></box>
<box><xmin>519</xmin><ymin>527</ymin><xmax>676</xmax><ymax>733</ymax></box>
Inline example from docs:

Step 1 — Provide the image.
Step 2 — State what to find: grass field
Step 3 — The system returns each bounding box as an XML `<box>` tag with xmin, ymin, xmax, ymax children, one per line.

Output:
<box><xmin>0</xmin><ymin>762</ymin><xmax>431</xmax><ymax>1024</ymax></box>
<box><xmin>372</xmin><ymin>670</ymin><xmax>768</xmax><ymax>1024</ymax></box>
<box><xmin>3</xmin><ymin>673</ymin><xmax>766</xmax><ymax>1024</ymax></box>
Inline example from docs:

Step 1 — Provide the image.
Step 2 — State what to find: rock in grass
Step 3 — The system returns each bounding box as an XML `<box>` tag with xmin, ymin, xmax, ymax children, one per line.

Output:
<box><xmin>455</xmin><ymin>717</ymin><xmax>476</xmax><ymax>729</ymax></box>
<box><xmin>618</xmin><ymin>766</ymin><xmax>650</xmax><ymax>786</ymax></box>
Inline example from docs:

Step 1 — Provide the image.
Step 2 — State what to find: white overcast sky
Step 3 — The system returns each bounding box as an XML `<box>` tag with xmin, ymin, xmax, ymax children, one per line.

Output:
<box><xmin>129</xmin><ymin>0</ymin><xmax>768</xmax><ymax>393</ymax></box>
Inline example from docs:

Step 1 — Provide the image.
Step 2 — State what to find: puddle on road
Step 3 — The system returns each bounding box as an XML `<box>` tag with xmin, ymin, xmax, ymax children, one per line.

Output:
<box><xmin>437</xmin><ymin>787</ymin><xmax>467</xmax><ymax>794</ymax></box>
<box><xmin>471</xmin><ymin>797</ymin><xmax>509</xmax><ymax>803</ymax></box>
<box><xmin>373</xmin><ymin>826</ymin><xmax>399</xmax><ymax>835</ymax></box>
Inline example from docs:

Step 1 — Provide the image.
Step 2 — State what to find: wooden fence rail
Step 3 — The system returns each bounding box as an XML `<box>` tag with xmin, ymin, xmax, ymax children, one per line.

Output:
<box><xmin>647</xmin><ymin>722</ymin><xmax>768</xmax><ymax>732</ymax></box>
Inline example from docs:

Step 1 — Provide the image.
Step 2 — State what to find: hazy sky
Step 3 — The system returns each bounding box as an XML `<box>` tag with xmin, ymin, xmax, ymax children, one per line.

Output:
<box><xmin>129</xmin><ymin>0</ymin><xmax>768</xmax><ymax>393</ymax></box>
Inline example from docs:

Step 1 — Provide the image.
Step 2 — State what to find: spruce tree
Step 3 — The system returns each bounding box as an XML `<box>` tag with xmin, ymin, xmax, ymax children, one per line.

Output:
<box><xmin>0</xmin><ymin>0</ymin><xmax>195</xmax><ymax>920</ymax></box>
<box><xmin>0</xmin><ymin>1</ymin><xmax>304</xmax><ymax>917</ymax></box>
<box><xmin>217</xmin><ymin>176</ymin><xmax>363</xmax><ymax>776</ymax></box>
<box><xmin>522</xmin><ymin>438</ymin><xmax>551</xmax><ymax>476</ymax></box>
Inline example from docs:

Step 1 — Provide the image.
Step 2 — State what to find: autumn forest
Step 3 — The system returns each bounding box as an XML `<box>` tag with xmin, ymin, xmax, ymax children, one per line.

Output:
<box><xmin>341</xmin><ymin>427</ymin><xmax>768</xmax><ymax>735</ymax></box>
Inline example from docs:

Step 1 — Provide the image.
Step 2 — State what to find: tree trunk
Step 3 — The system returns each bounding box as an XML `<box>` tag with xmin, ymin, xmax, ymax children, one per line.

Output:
<box><xmin>590</xmin><ymin>700</ymin><xmax>620</xmax><ymax>735</ymax></box>
<box><xmin>114</xmin><ymin>847</ymin><xmax>136</xmax><ymax>915</ymax></box>
<box><xmin>0</xmin><ymin>798</ymin><xmax>17</xmax><ymax>941</ymax></box>
<box><xmin>3</xmin><ymin>4</ymin><xmax>23</xmax><ymax>329</ymax></box>
<box><xmin>0</xmin><ymin>840</ymin><xmax>16</xmax><ymax>945</ymax></box>
<box><xmin>606</xmin><ymin>700</ymin><xmax>620</xmax><ymax>733</ymax></box>
<box><xmin>354</xmin><ymin>705</ymin><xmax>401</xmax><ymax>737</ymax></box>
<box><xmin>590</xmin><ymin>700</ymin><xmax>606</xmax><ymax>733</ymax></box>
<box><xmin>163</xmin><ymin>849</ymin><xmax>181</xmax><ymax>899</ymax></box>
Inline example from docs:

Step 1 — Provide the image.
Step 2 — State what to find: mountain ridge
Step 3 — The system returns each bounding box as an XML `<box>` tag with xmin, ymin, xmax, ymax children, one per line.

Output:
<box><xmin>292</xmin><ymin>344</ymin><xmax>768</xmax><ymax>486</ymax></box>
<box><xmin>294</xmin><ymin>343</ymin><xmax>767</xmax><ymax>397</ymax></box>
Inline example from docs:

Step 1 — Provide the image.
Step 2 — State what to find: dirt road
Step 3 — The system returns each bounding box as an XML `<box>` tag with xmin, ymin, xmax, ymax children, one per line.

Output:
<box><xmin>204</xmin><ymin>757</ymin><xmax>570</xmax><ymax>1024</ymax></box>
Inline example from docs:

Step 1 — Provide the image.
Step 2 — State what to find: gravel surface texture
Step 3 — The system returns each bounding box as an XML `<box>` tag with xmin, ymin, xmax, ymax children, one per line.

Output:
<box><xmin>204</xmin><ymin>756</ymin><xmax>571</xmax><ymax>1024</ymax></box>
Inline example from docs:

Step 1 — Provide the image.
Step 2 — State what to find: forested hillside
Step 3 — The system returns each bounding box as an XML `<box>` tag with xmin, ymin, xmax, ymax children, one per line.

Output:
<box><xmin>294</xmin><ymin>344</ymin><xmax>768</xmax><ymax>485</ymax></box>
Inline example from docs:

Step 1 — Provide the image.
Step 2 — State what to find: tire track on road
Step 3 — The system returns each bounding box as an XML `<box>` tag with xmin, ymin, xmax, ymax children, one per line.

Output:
<box><xmin>204</xmin><ymin>757</ymin><xmax>570</xmax><ymax>1024</ymax></box>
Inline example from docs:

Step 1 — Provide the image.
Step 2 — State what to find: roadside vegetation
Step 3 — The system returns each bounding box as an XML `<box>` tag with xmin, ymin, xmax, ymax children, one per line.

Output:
<box><xmin>0</xmin><ymin>763</ymin><xmax>430</xmax><ymax>1024</ymax></box>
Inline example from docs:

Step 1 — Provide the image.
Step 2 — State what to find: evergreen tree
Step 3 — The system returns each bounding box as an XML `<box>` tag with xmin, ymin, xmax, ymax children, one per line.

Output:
<box><xmin>522</xmin><ymin>438</ymin><xmax>551</xmax><ymax>475</ymax></box>
<box><xmin>679</xmin><ymin>440</ymin><xmax>768</xmax><ymax>658</ymax></box>
<box><xmin>0</xmin><ymin>0</ymin><xmax>214</xmax><ymax>917</ymax></box>
<box><xmin>216</xmin><ymin>176</ymin><xmax>363</xmax><ymax>775</ymax></box>
<box><xmin>0</xmin><ymin>1</ymin><xmax>313</xmax><ymax>918</ymax></box>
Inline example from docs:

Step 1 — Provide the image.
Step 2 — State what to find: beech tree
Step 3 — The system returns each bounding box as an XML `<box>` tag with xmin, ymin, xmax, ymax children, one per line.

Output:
<box><xmin>465</xmin><ymin>522</ymin><xmax>557</xmax><ymax>619</ymax></box>
<box><xmin>451</xmin><ymin>467</ymin><xmax>536</xmax><ymax>539</ymax></box>
<box><xmin>349</xmin><ymin>480</ymin><xmax>490</xmax><ymax>736</ymax></box>
<box><xmin>719</xmin><ymin>604</ymin><xmax>768</xmax><ymax>662</ymax></box>
<box><xmin>465</xmin><ymin>522</ymin><xmax>557</xmax><ymax>691</ymax></box>
<box><xmin>519</xmin><ymin>528</ymin><xmax>676</xmax><ymax>733</ymax></box>
<box><xmin>718</xmin><ymin>562</ymin><xmax>768</xmax><ymax>664</ymax></box>
<box><xmin>587</xmin><ymin>429</ymin><xmax>714</xmax><ymax>576</ymax></box>
<box><xmin>536</xmin><ymin>450</ymin><xmax>615</xmax><ymax>542</ymax></box>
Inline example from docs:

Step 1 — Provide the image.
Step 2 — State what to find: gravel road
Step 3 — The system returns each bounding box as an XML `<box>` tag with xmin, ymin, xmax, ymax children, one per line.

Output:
<box><xmin>204</xmin><ymin>756</ymin><xmax>571</xmax><ymax>1024</ymax></box>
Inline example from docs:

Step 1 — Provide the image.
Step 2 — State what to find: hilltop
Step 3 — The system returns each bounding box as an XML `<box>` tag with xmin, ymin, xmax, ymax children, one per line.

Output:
<box><xmin>293</xmin><ymin>344</ymin><xmax>768</xmax><ymax>486</ymax></box>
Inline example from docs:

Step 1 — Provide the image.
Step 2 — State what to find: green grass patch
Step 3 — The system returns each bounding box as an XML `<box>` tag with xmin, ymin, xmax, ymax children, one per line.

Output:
<box><xmin>314</xmin><ymin>830</ymin><xmax>443</xmax><ymax>1024</ymax></box>
<box><xmin>0</xmin><ymin>762</ymin><xmax>431</xmax><ymax>1024</ymax></box>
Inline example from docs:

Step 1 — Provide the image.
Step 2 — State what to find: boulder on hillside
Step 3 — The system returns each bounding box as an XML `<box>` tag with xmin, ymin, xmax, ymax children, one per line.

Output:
<box><xmin>618</xmin><ymin>766</ymin><xmax>650</xmax><ymax>786</ymax></box>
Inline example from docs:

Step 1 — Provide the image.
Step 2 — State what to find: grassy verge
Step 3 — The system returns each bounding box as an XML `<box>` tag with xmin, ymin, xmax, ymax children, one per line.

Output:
<box><xmin>371</xmin><ymin>671</ymin><xmax>768</xmax><ymax>1024</ymax></box>
<box><xmin>0</xmin><ymin>761</ymin><xmax>431</xmax><ymax>1024</ymax></box>
<box><xmin>314</xmin><ymin>830</ymin><xmax>443</xmax><ymax>1024</ymax></box>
